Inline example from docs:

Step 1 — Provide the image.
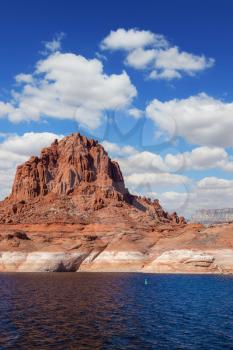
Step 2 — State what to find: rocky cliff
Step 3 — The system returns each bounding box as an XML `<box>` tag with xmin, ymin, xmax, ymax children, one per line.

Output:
<box><xmin>10</xmin><ymin>134</ymin><xmax>126</xmax><ymax>201</ymax></box>
<box><xmin>0</xmin><ymin>133</ymin><xmax>233</xmax><ymax>273</ymax></box>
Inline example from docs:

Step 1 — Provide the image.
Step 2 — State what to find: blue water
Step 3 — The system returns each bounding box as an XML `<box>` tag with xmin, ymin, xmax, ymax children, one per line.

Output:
<box><xmin>0</xmin><ymin>273</ymin><xmax>233</xmax><ymax>349</ymax></box>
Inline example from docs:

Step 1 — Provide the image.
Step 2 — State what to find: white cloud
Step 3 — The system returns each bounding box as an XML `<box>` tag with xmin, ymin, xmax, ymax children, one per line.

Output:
<box><xmin>1</xmin><ymin>132</ymin><xmax>63</xmax><ymax>156</ymax></box>
<box><xmin>103</xmin><ymin>141</ymin><xmax>233</xmax><ymax>177</ymax></box>
<box><xmin>195</xmin><ymin>177</ymin><xmax>233</xmax><ymax>209</ymax></box>
<box><xmin>126</xmin><ymin>48</ymin><xmax>157</xmax><ymax>69</ymax></box>
<box><xmin>101</xmin><ymin>141</ymin><xmax>233</xmax><ymax>217</ymax></box>
<box><xmin>159</xmin><ymin>191</ymin><xmax>189</xmax><ymax>214</ymax></box>
<box><xmin>102</xmin><ymin>140</ymin><xmax>136</xmax><ymax>157</ymax></box>
<box><xmin>101</xmin><ymin>28</ymin><xmax>167</xmax><ymax>51</ymax></box>
<box><xmin>128</xmin><ymin>107</ymin><xmax>144</xmax><ymax>119</ymax></box>
<box><xmin>15</xmin><ymin>73</ymin><xmax>34</xmax><ymax>84</ymax></box>
<box><xmin>126</xmin><ymin>46</ymin><xmax>210</xmax><ymax>78</ymax></box>
<box><xmin>157</xmin><ymin>177</ymin><xmax>233</xmax><ymax>217</ymax></box>
<box><xmin>0</xmin><ymin>52</ymin><xmax>137</xmax><ymax>129</ymax></box>
<box><xmin>124</xmin><ymin>172</ymin><xmax>189</xmax><ymax>188</ymax></box>
<box><xmin>149</xmin><ymin>68</ymin><xmax>182</xmax><ymax>80</ymax></box>
<box><xmin>0</xmin><ymin>132</ymin><xmax>63</xmax><ymax>199</ymax></box>
<box><xmin>165</xmin><ymin>146</ymin><xmax>233</xmax><ymax>172</ymax></box>
<box><xmin>103</xmin><ymin>142</ymin><xmax>174</xmax><ymax>175</ymax></box>
<box><xmin>152</xmin><ymin>46</ymin><xmax>214</xmax><ymax>76</ymax></box>
<box><xmin>102</xmin><ymin>141</ymin><xmax>189</xmax><ymax>199</ymax></box>
<box><xmin>101</xmin><ymin>28</ymin><xmax>214</xmax><ymax>80</ymax></box>
<box><xmin>118</xmin><ymin>151</ymin><xmax>168</xmax><ymax>175</ymax></box>
<box><xmin>43</xmin><ymin>32</ymin><xmax>65</xmax><ymax>53</ymax></box>
<box><xmin>146</xmin><ymin>93</ymin><xmax>233</xmax><ymax>147</ymax></box>
<box><xmin>0</xmin><ymin>102</ymin><xmax>14</xmax><ymax>118</ymax></box>
<box><xmin>0</xmin><ymin>169</ymin><xmax>15</xmax><ymax>199</ymax></box>
<box><xmin>197</xmin><ymin>177</ymin><xmax>233</xmax><ymax>189</ymax></box>
<box><xmin>131</xmin><ymin>46</ymin><xmax>214</xmax><ymax>80</ymax></box>
<box><xmin>95</xmin><ymin>52</ymin><xmax>108</xmax><ymax>61</ymax></box>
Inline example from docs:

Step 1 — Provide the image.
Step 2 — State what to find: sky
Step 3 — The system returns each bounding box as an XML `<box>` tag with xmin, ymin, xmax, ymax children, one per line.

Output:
<box><xmin>0</xmin><ymin>0</ymin><xmax>233</xmax><ymax>217</ymax></box>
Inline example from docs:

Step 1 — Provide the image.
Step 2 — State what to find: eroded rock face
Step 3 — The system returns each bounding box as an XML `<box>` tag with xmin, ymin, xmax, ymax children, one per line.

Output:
<box><xmin>0</xmin><ymin>223</ymin><xmax>233</xmax><ymax>273</ymax></box>
<box><xmin>10</xmin><ymin>134</ymin><xmax>126</xmax><ymax>201</ymax></box>
<box><xmin>143</xmin><ymin>250</ymin><xmax>216</xmax><ymax>273</ymax></box>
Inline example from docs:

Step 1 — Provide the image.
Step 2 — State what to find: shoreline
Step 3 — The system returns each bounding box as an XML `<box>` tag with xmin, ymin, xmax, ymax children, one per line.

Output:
<box><xmin>0</xmin><ymin>270</ymin><xmax>232</xmax><ymax>275</ymax></box>
<box><xmin>1</xmin><ymin>248</ymin><xmax>233</xmax><ymax>274</ymax></box>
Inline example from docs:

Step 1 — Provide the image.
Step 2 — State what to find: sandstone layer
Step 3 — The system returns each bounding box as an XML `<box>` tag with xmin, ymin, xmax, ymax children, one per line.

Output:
<box><xmin>0</xmin><ymin>133</ymin><xmax>232</xmax><ymax>273</ymax></box>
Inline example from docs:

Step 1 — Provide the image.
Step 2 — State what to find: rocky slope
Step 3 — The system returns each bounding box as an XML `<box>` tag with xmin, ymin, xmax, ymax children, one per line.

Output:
<box><xmin>191</xmin><ymin>208</ymin><xmax>233</xmax><ymax>225</ymax></box>
<box><xmin>0</xmin><ymin>133</ymin><xmax>233</xmax><ymax>273</ymax></box>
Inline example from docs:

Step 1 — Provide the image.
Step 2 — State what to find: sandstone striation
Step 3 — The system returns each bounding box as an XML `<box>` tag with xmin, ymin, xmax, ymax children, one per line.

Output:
<box><xmin>0</xmin><ymin>133</ymin><xmax>232</xmax><ymax>273</ymax></box>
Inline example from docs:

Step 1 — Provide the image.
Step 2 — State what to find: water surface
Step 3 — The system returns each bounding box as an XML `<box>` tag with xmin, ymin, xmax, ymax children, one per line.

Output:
<box><xmin>0</xmin><ymin>273</ymin><xmax>233</xmax><ymax>349</ymax></box>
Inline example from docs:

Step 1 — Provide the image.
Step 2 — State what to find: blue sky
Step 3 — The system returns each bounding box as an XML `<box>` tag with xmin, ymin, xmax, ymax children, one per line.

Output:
<box><xmin>0</xmin><ymin>0</ymin><xmax>233</xmax><ymax>217</ymax></box>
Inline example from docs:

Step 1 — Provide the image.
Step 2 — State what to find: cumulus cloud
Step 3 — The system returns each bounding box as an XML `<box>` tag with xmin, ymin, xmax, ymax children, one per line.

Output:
<box><xmin>0</xmin><ymin>132</ymin><xmax>63</xmax><ymax>157</ymax></box>
<box><xmin>146</xmin><ymin>93</ymin><xmax>233</xmax><ymax>148</ymax></box>
<box><xmin>102</xmin><ymin>141</ymin><xmax>189</xmax><ymax>200</ymax></box>
<box><xmin>0</xmin><ymin>52</ymin><xmax>136</xmax><ymax>129</ymax></box>
<box><xmin>102</xmin><ymin>140</ymin><xmax>136</xmax><ymax>157</ymax></box>
<box><xmin>159</xmin><ymin>177</ymin><xmax>233</xmax><ymax>217</ymax></box>
<box><xmin>124</xmin><ymin>172</ymin><xmax>189</xmax><ymax>188</ymax></box>
<box><xmin>104</xmin><ymin>141</ymin><xmax>233</xmax><ymax>175</ymax></box>
<box><xmin>101</xmin><ymin>28</ymin><xmax>214</xmax><ymax>80</ymax></box>
<box><xmin>118</xmin><ymin>147</ymin><xmax>233</xmax><ymax>212</ymax></box>
<box><xmin>103</xmin><ymin>141</ymin><xmax>172</xmax><ymax>175</ymax></box>
<box><xmin>158</xmin><ymin>191</ymin><xmax>190</xmax><ymax>214</ymax></box>
<box><xmin>153</xmin><ymin>46</ymin><xmax>214</xmax><ymax>75</ymax></box>
<box><xmin>118</xmin><ymin>151</ymin><xmax>168</xmax><ymax>175</ymax></box>
<box><xmin>101</xmin><ymin>28</ymin><xmax>168</xmax><ymax>51</ymax></box>
<box><xmin>101</xmin><ymin>141</ymin><xmax>233</xmax><ymax>216</ymax></box>
<box><xmin>0</xmin><ymin>132</ymin><xmax>63</xmax><ymax>199</ymax></box>
<box><xmin>197</xmin><ymin>177</ymin><xmax>233</xmax><ymax>189</ymax></box>
<box><xmin>165</xmin><ymin>146</ymin><xmax>233</xmax><ymax>172</ymax></box>
<box><xmin>126</xmin><ymin>48</ymin><xmax>157</xmax><ymax>69</ymax></box>
<box><xmin>127</xmin><ymin>47</ymin><xmax>214</xmax><ymax>78</ymax></box>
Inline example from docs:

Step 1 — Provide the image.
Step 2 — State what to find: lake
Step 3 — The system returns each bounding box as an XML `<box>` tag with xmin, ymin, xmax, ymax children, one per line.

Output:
<box><xmin>0</xmin><ymin>273</ymin><xmax>233</xmax><ymax>349</ymax></box>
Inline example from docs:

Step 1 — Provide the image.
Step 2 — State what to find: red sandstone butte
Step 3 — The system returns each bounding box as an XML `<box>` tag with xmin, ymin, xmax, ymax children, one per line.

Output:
<box><xmin>0</xmin><ymin>133</ymin><xmax>185</xmax><ymax>225</ymax></box>
<box><xmin>0</xmin><ymin>133</ymin><xmax>232</xmax><ymax>273</ymax></box>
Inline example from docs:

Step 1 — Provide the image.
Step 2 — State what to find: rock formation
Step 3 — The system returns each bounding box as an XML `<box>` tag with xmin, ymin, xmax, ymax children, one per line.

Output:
<box><xmin>0</xmin><ymin>132</ymin><xmax>233</xmax><ymax>273</ymax></box>
<box><xmin>0</xmin><ymin>133</ymin><xmax>183</xmax><ymax>225</ymax></box>
<box><xmin>191</xmin><ymin>208</ymin><xmax>233</xmax><ymax>225</ymax></box>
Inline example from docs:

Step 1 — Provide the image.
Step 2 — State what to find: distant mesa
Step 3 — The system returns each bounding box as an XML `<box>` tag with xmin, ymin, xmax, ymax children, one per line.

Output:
<box><xmin>191</xmin><ymin>208</ymin><xmax>233</xmax><ymax>225</ymax></box>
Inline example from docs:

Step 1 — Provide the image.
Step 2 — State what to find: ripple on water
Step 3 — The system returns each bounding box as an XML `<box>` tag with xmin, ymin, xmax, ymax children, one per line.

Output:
<box><xmin>0</xmin><ymin>273</ymin><xmax>233</xmax><ymax>349</ymax></box>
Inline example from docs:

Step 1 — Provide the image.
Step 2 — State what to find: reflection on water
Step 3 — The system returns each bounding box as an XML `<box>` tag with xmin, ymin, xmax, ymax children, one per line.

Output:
<box><xmin>0</xmin><ymin>273</ymin><xmax>233</xmax><ymax>349</ymax></box>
